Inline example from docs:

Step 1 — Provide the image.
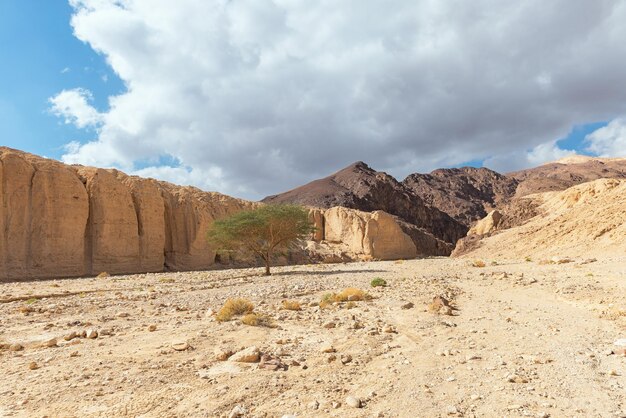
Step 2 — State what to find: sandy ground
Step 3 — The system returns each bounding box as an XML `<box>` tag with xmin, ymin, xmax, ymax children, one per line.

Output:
<box><xmin>0</xmin><ymin>257</ymin><xmax>624</xmax><ymax>418</ymax></box>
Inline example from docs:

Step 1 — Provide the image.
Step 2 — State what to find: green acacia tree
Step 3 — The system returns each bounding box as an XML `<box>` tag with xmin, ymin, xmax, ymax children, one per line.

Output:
<box><xmin>207</xmin><ymin>204</ymin><xmax>314</xmax><ymax>276</ymax></box>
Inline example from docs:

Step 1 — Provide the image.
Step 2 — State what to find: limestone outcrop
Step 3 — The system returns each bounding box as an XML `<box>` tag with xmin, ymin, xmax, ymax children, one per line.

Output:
<box><xmin>307</xmin><ymin>206</ymin><xmax>450</xmax><ymax>261</ymax></box>
<box><xmin>0</xmin><ymin>147</ymin><xmax>253</xmax><ymax>280</ymax></box>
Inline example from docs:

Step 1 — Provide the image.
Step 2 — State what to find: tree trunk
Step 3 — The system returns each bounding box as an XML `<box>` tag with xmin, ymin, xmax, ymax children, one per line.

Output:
<box><xmin>264</xmin><ymin>261</ymin><xmax>271</xmax><ymax>276</ymax></box>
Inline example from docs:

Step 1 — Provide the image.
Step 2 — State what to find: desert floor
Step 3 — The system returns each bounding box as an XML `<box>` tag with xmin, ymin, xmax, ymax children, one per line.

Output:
<box><xmin>1</xmin><ymin>257</ymin><xmax>624</xmax><ymax>418</ymax></box>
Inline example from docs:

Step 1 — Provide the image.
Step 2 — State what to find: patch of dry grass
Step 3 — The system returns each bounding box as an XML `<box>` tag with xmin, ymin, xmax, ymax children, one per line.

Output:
<box><xmin>216</xmin><ymin>298</ymin><xmax>254</xmax><ymax>322</ymax></box>
<box><xmin>241</xmin><ymin>313</ymin><xmax>273</xmax><ymax>327</ymax></box>
<box><xmin>281</xmin><ymin>300</ymin><xmax>302</xmax><ymax>311</ymax></box>
<box><xmin>319</xmin><ymin>288</ymin><xmax>372</xmax><ymax>307</ymax></box>
<box><xmin>471</xmin><ymin>259</ymin><xmax>486</xmax><ymax>268</ymax></box>
<box><xmin>335</xmin><ymin>287</ymin><xmax>371</xmax><ymax>302</ymax></box>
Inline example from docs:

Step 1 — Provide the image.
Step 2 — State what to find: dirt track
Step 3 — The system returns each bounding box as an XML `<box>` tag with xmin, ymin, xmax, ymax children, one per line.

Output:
<box><xmin>1</xmin><ymin>257</ymin><xmax>624</xmax><ymax>417</ymax></box>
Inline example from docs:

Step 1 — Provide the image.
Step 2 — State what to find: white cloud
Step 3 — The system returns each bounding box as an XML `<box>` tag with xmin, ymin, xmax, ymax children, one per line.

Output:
<box><xmin>49</xmin><ymin>88</ymin><xmax>103</xmax><ymax>129</ymax></box>
<box><xmin>54</xmin><ymin>0</ymin><xmax>626</xmax><ymax>199</ymax></box>
<box><xmin>585</xmin><ymin>118</ymin><xmax>626</xmax><ymax>157</ymax></box>
<box><xmin>483</xmin><ymin>140</ymin><xmax>576</xmax><ymax>173</ymax></box>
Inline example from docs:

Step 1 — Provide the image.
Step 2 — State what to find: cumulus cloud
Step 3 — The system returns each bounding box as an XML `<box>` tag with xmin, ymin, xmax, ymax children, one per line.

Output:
<box><xmin>484</xmin><ymin>140</ymin><xmax>576</xmax><ymax>173</ymax></box>
<box><xmin>585</xmin><ymin>118</ymin><xmax>626</xmax><ymax>157</ymax></box>
<box><xmin>49</xmin><ymin>88</ymin><xmax>102</xmax><ymax>128</ymax></box>
<box><xmin>55</xmin><ymin>0</ymin><xmax>626</xmax><ymax>199</ymax></box>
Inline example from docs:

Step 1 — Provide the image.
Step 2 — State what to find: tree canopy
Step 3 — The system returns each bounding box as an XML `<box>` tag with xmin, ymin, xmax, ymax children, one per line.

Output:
<box><xmin>207</xmin><ymin>204</ymin><xmax>314</xmax><ymax>275</ymax></box>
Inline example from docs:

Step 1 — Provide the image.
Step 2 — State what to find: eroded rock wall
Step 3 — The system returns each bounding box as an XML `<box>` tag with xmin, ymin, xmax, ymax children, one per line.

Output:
<box><xmin>308</xmin><ymin>206</ymin><xmax>451</xmax><ymax>261</ymax></box>
<box><xmin>0</xmin><ymin>147</ymin><xmax>253</xmax><ymax>281</ymax></box>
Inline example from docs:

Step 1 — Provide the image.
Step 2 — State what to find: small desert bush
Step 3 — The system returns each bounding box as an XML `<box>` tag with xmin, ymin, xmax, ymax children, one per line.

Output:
<box><xmin>216</xmin><ymin>298</ymin><xmax>254</xmax><ymax>322</ymax></box>
<box><xmin>370</xmin><ymin>278</ymin><xmax>387</xmax><ymax>287</ymax></box>
<box><xmin>281</xmin><ymin>300</ymin><xmax>302</xmax><ymax>311</ymax></box>
<box><xmin>334</xmin><ymin>288</ymin><xmax>371</xmax><ymax>302</ymax></box>
<box><xmin>241</xmin><ymin>313</ymin><xmax>273</xmax><ymax>327</ymax></box>
<box><xmin>25</xmin><ymin>298</ymin><xmax>38</xmax><ymax>305</ymax></box>
<box><xmin>471</xmin><ymin>259</ymin><xmax>486</xmax><ymax>268</ymax></box>
<box><xmin>319</xmin><ymin>293</ymin><xmax>336</xmax><ymax>309</ymax></box>
<box><xmin>525</xmin><ymin>256</ymin><xmax>532</xmax><ymax>262</ymax></box>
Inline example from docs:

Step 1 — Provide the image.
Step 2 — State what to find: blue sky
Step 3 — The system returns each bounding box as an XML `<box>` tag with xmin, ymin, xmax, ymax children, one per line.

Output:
<box><xmin>0</xmin><ymin>1</ymin><xmax>123</xmax><ymax>159</ymax></box>
<box><xmin>1</xmin><ymin>1</ymin><xmax>625</xmax><ymax>200</ymax></box>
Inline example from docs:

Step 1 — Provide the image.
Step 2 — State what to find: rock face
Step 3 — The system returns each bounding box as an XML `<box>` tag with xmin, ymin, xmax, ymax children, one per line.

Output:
<box><xmin>467</xmin><ymin>210</ymin><xmax>503</xmax><ymax>236</ymax></box>
<box><xmin>307</xmin><ymin>207</ymin><xmax>450</xmax><ymax>260</ymax></box>
<box><xmin>263</xmin><ymin>161</ymin><xmax>468</xmax><ymax>246</ymax></box>
<box><xmin>0</xmin><ymin>147</ymin><xmax>253</xmax><ymax>281</ymax></box>
<box><xmin>402</xmin><ymin>167</ymin><xmax>518</xmax><ymax>227</ymax></box>
<box><xmin>454</xmin><ymin>179</ymin><xmax>626</xmax><ymax>259</ymax></box>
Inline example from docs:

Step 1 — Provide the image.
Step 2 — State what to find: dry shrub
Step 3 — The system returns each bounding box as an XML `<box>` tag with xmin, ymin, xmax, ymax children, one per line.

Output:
<box><xmin>345</xmin><ymin>301</ymin><xmax>357</xmax><ymax>309</ymax></box>
<box><xmin>471</xmin><ymin>259</ymin><xmax>486</xmax><ymax>268</ymax></box>
<box><xmin>281</xmin><ymin>300</ymin><xmax>302</xmax><ymax>311</ymax></box>
<box><xmin>96</xmin><ymin>272</ymin><xmax>110</xmax><ymax>278</ymax></box>
<box><xmin>319</xmin><ymin>293</ymin><xmax>335</xmax><ymax>309</ymax></box>
<box><xmin>241</xmin><ymin>313</ymin><xmax>273</xmax><ymax>327</ymax></box>
<box><xmin>216</xmin><ymin>298</ymin><xmax>254</xmax><ymax>322</ymax></box>
<box><xmin>334</xmin><ymin>288</ymin><xmax>371</xmax><ymax>302</ymax></box>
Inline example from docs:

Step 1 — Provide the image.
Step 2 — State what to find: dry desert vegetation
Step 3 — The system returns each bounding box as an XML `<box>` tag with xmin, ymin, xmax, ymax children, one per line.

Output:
<box><xmin>1</xmin><ymin>256</ymin><xmax>624</xmax><ymax>418</ymax></box>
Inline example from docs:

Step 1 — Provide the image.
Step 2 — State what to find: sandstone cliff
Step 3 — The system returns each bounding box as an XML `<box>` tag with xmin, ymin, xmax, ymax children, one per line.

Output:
<box><xmin>0</xmin><ymin>147</ymin><xmax>253</xmax><ymax>280</ymax></box>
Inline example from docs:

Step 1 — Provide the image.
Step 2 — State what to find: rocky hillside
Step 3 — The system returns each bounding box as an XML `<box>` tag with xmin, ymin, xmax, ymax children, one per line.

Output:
<box><xmin>510</xmin><ymin>156</ymin><xmax>626</xmax><ymax>197</ymax></box>
<box><xmin>263</xmin><ymin>162</ymin><xmax>468</xmax><ymax>245</ymax></box>
<box><xmin>402</xmin><ymin>167</ymin><xmax>518</xmax><ymax>226</ymax></box>
<box><xmin>454</xmin><ymin>178</ymin><xmax>626</xmax><ymax>259</ymax></box>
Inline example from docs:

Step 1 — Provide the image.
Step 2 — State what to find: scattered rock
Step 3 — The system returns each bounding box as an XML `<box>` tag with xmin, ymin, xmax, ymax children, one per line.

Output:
<box><xmin>401</xmin><ymin>302</ymin><xmax>414</xmax><ymax>309</ymax></box>
<box><xmin>9</xmin><ymin>343</ymin><xmax>24</xmax><ymax>352</ymax></box>
<box><xmin>228</xmin><ymin>405</ymin><xmax>246</xmax><ymax>418</ymax></box>
<box><xmin>340</xmin><ymin>354</ymin><xmax>353</xmax><ymax>365</ymax></box>
<box><xmin>507</xmin><ymin>374</ymin><xmax>529</xmax><ymax>383</ymax></box>
<box><xmin>148</xmin><ymin>324</ymin><xmax>157</xmax><ymax>332</ymax></box>
<box><xmin>85</xmin><ymin>329</ymin><xmax>98</xmax><ymax>339</ymax></box>
<box><xmin>64</xmin><ymin>331</ymin><xmax>78</xmax><ymax>341</ymax></box>
<box><xmin>321</xmin><ymin>345</ymin><xmax>336</xmax><ymax>353</ymax></box>
<box><xmin>229</xmin><ymin>346</ymin><xmax>260</xmax><ymax>363</ymax></box>
<box><xmin>44</xmin><ymin>338</ymin><xmax>58</xmax><ymax>348</ymax></box>
<box><xmin>28</xmin><ymin>362</ymin><xmax>39</xmax><ymax>370</ymax></box>
<box><xmin>345</xmin><ymin>396</ymin><xmax>362</xmax><ymax>408</ymax></box>
<box><xmin>259</xmin><ymin>354</ymin><xmax>287</xmax><ymax>371</ymax></box>
<box><xmin>215</xmin><ymin>347</ymin><xmax>234</xmax><ymax>361</ymax></box>
<box><xmin>172</xmin><ymin>342</ymin><xmax>189</xmax><ymax>351</ymax></box>
<box><xmin>323</xmin><ymin>321</ymin><xmax>336</xmax><ymax>329</ymax></box>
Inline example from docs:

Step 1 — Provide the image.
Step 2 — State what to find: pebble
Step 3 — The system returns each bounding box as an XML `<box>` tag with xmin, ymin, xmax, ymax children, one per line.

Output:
<box><xmin>307</xmin><ymin>400</ymin><xmax>319</xmax><ymax>410</ymax></box>
<box><xmin>323</xmin><ymin>321</ymin><xmax>336</xmax><ymax>329</ymax></box>
<box><xmin>346</xmin><ymin>396</ymin><xmax>361</xmax><ymax>408</ymax></box>
<box><xmin>28</xmin><ymin>362</ymin><xmax>39</xmax><ymax>370</ymax></box>
<box><xmin>9</xmin><ymin>343</ymin><xmax>24</xmax><ymax>352</ymax></box>
<box><xmin>321</xmin><ymin>345</ymin><xmax>336</xmax><ymax>353</ymax></box>
<box><xmin>148</xmin><ymin>324</ymin><xmax>157</xmax><ymax>332</ymax></box>
<box><xmin>64</xmin><ymin>331</ymin><xmax>78</xmax><ymax>341</ymax></box>
<box><xmin>86</xmin><ymin>329</ymin><xmax>98</xmax><ymax>339</ymax></box>
<box><xmin>401</xmin><ymin>302</ymin><xmax>414</xmax><ymax>309</ymax></box>
<box><xmin>446</xmin><ymin>405</ymin><xmax>460</xmax><ymax>415</ymax></box>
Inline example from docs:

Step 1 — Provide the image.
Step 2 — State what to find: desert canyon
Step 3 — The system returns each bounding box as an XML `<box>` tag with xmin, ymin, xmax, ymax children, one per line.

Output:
<box><xmin>0</xmin><ymin>147</ymin><xmax>624</xmax><ymax>417</ymax></box>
